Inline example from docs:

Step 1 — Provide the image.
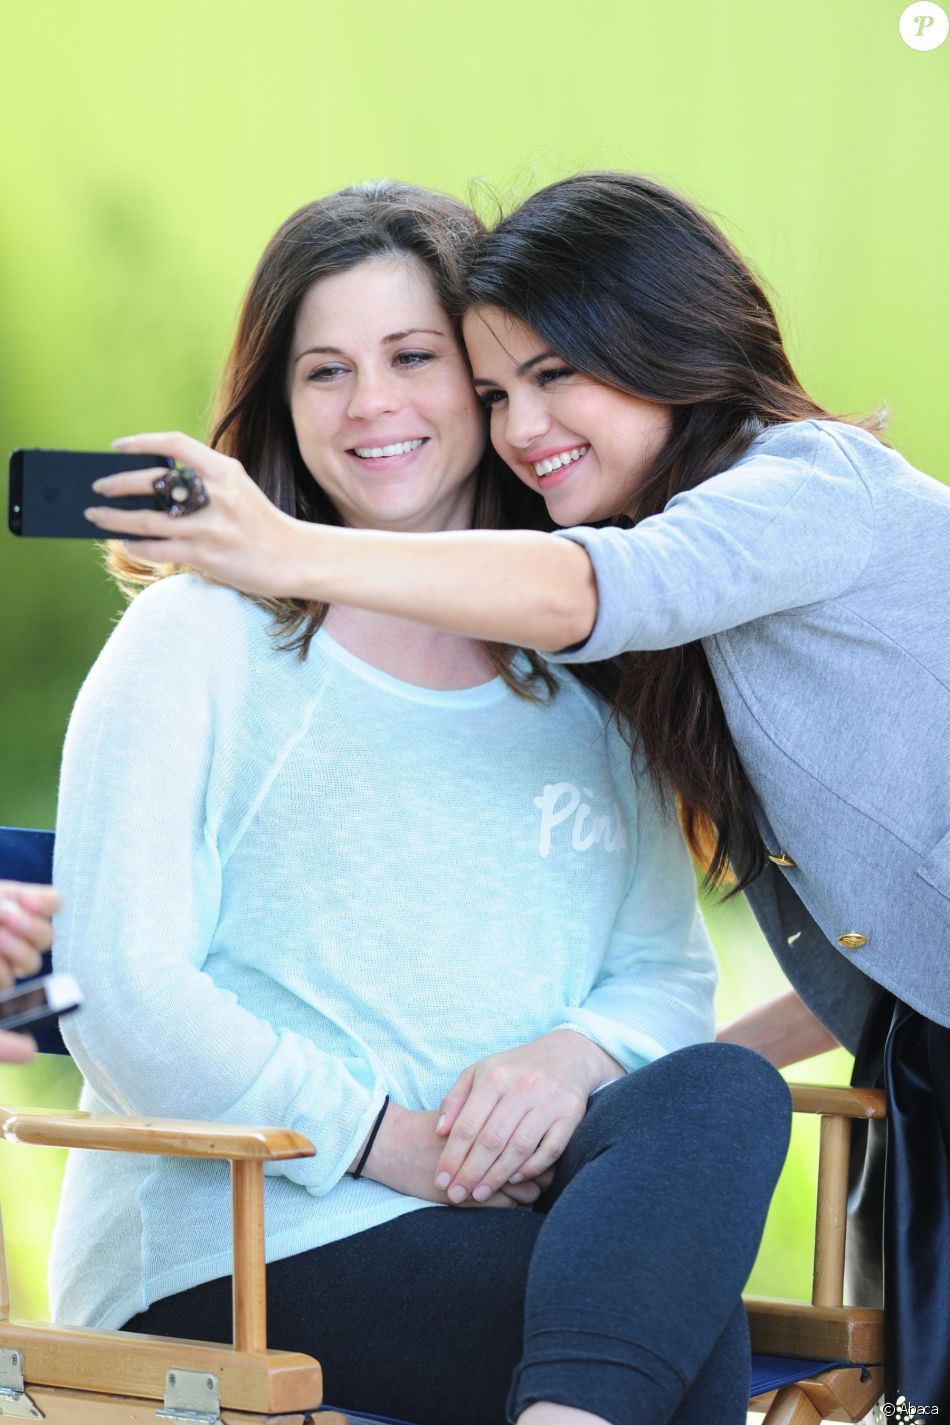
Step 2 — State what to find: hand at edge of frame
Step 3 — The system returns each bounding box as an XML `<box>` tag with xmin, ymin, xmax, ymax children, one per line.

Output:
<box><xmin>0</xmin><ymin>1028</ymin><xmax>37</xmax><ymax>1065</ymax></box>
<box><xmin>0</xmin><ymin>882</ymin><xmax>62</xmax><ymax>987</ymax></box>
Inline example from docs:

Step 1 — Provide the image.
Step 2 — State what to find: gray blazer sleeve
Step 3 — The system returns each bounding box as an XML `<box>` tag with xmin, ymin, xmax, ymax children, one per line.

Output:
<box><xmin>548</xmin><ymin>421</ymin><xmax>876</xmax><ymax>661</ymax></box>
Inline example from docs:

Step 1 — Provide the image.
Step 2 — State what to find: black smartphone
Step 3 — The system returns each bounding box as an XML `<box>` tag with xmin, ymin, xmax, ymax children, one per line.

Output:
<box><xmin>0</xmin><ymin>971</ymin><xmax>82</xmax><ymax>1034</ymax></box>
<box><xmin>7</xmin><ymin>448</ymin><xmax>175</xmax><ymax>538</ymax></box>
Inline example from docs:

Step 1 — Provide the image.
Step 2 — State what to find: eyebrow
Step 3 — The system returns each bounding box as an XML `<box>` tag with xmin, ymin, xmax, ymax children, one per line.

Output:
<box><xmin>472</xmin><ymin>350</ymin><xmax>556</xmax><ymax>386</ymax></box>
<box><xmin>293</xmin><ymin>328</ymin><xmax>446</xmax><ymax>363</ymax></box>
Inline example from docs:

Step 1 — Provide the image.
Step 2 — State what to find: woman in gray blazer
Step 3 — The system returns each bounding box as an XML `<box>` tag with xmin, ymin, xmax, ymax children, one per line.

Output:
<box><xmin>88</xmin><ymin>171</ymin><xmax>950</xmax><ymax>1414</ymax></box>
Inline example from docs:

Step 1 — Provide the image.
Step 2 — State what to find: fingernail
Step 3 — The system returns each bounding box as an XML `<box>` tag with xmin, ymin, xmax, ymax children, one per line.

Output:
<box><xmin>435</xmin><ymin>1171</ymin><xmax>450</xmax><ymax>1189</ymax></box>
<box><xmin>91</xmin><ymin>477</ymin><xmax>114</xmax><ymax>493</ymax></box>
<box><xmin>448</xmin><ymin>1184</ymin><xmax>467</xmax><ymax>1203</ymax></box>
<box><xmin>472</xmin><ymin>1184</ymin><xmax>492</xmax><ymax>1202</ymax></box>
<box><xmin>436</xmin><ymin>1114</ymin><xmax>446</xmax><ymax>1133</ymax></box>
<box><xmin>509</xmin><ymin>1172</ymin><xmax>524</xmax><ymax>1184</ymax></box>
<box><xmin>111</xmin><ymin>437</ymin><xmax>132</xmax><ymax>448</ymax></box>
<box><xmin>83</xmin><ymin>507</ymin><xmax>104</xmax><ymax>519</ymax></box>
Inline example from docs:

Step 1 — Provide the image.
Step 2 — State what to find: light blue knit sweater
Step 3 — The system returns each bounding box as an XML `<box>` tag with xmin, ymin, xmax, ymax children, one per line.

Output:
<box><xmin>49</xmin><ymin>574</ymin><xmax>716</xmax><ymax>1330</ymax></box>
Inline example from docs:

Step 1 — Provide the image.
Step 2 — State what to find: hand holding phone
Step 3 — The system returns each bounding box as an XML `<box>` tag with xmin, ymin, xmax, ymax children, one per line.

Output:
<box><xmin>0</xmin><ymin>971</ymin><xmax>82</xmax><ymax>1034</ymax></box>
<box><xmin>0</xmin><ymin>883</ymin><xmax>60</xmax><ymax>986</ymax></box>
<box><xmin>8</xmin><ymin>449</ymin><xmax>175</xmax><ymax>538</ymax></box>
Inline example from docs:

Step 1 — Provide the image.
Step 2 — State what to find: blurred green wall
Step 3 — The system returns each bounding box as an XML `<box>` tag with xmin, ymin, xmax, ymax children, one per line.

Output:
<box><xmin>0</xmin><ymin>0</ymin><xmax>947</xmax><ymax>1322</ymax></box>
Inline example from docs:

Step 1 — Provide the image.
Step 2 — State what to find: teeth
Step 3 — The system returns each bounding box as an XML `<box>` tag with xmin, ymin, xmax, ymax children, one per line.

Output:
<box><xmin>353</xmin><ymin>439</ymin><xmax>425</xmax><ymax>458</ymax></box>
<box><xmin>533</xmin><ymin>445</ymin><xmax>589</xmax><ymax>478</ymax></box>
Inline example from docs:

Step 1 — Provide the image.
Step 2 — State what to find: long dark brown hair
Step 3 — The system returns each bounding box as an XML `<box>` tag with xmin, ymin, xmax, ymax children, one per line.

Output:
<box><xmin>106</xmin><ymin>180</ymin><xmax>557</xmax><ymax>700</ymax></box>
<box><xmin>466</xmin><ymin>171</ymin><xmax>884</xmax><ymax>892</ymax></box>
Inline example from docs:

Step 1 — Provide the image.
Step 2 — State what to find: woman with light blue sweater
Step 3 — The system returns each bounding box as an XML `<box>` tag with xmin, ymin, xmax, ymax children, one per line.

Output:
<box><xmin>94</xmin><ymin>171</ymin><xmax>950</xmax><ymax>1414</ymax></box>
<box><xmin>59</xmin><ymin>182</ymin><xmax>791</xmax><ymax>1425</ymax></box>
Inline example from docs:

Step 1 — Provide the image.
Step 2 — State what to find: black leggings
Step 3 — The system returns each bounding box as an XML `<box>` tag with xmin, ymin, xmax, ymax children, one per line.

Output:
<box><xmin>123</xmin><ymin>1043</ymin><xmax>791</xmax><ymax>1425</ymax></box>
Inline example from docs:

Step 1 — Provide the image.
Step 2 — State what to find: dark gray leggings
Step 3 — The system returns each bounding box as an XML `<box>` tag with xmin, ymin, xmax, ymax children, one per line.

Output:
<box><xmin>123</xmin><ymin>1043</ymin><xmax>791</xmax><ymax>1425</ymax></box>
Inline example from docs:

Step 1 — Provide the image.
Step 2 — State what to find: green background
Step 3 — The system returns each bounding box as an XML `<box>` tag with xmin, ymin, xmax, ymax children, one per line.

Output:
<box><xmin>1</xmin><ymin>0</ymin><xmax>947</xmax><ymax>1321</ymax></box>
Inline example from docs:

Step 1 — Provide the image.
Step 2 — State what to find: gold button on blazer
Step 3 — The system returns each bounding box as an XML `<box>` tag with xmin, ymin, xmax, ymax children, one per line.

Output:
<box><xmin>837</xmin><ymin>933</ymin><xmax>869</xmax><ymax>950</ymax></box>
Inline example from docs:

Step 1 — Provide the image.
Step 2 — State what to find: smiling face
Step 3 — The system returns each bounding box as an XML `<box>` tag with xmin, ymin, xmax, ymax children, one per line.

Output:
<box><xmin>287</xmin><ymin>258</ymin><xmax>486</xmax><ymax>533</ymax></box>
<box><xmin>462</xmin><ymin>306</ymin><xmax>673</xmax><ymax>526</ymax></box>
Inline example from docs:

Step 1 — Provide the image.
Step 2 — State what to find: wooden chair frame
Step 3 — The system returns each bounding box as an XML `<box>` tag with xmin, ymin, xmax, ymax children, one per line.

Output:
<box><xmin>0</xmin><ymin>1084</ymin><xmax>886</xmax><ymax>1424</ymax></box>
<box><xmin>747</xmin><ymin>1084</ymin><xmax>886</xmax><ymax>1424</ymax></box>
<box><xmin>0</xmin><ymin>1108</ymin><xmax>334</xmax><ymax>1423</ymax></box>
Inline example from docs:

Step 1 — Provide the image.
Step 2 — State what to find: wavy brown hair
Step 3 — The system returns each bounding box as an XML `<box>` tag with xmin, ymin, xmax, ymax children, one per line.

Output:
<box><xmin>466</xmin><ymin>171</ymin><xmax>885</xmax><ymax>892</ymax></box>
<box><xmin>105</xmin><ymin>180</ymin><xmax>560</xmax><ymax>700</ymax></box>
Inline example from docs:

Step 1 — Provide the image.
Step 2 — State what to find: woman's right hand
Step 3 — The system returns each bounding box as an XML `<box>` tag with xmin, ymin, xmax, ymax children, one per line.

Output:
<box><xmin>355</xmin><ymin>1103</ymin><xmax>552</xmax><ymax>1208</ymax></box>
<box><xmin>83</xmin><ymin>433</ymin><xmax>310</xmax><ymax>600</ymax></box>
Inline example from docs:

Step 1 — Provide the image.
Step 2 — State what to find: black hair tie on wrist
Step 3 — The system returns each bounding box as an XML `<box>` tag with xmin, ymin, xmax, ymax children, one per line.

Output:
<box><xmin>352</xmin><ymin>1095</ymin><xmax>390</xmax><ymax>1180</ymax></box>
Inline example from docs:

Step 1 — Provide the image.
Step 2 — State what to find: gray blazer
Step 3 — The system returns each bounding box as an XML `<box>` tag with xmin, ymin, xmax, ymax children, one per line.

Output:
<box><xmin>552</xmin><ymin>420</ymin><xmax>950</xmax><ymax>1051</ymax></box>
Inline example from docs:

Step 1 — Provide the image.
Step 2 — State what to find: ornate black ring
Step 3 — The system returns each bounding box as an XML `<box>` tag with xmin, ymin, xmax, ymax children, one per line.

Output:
<box><xmin>152</xmin><ymin>466</ymin><xmax>210</xmax><ymax>518</ymax></box>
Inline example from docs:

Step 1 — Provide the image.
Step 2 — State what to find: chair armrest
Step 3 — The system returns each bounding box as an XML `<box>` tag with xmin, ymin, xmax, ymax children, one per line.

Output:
<box><xmin>0</xmin><ymin>1107</ymin><xmax>315</xmax><ymax>1351</ymax></box>
<box><xmin>787</xmin><ymin>1082</ymin><xmax>885</xmax><ymax>1311</ymax></box>
<box><xmin>746</xmin><ymin>1078</ymin><xmax>888</xmax><ymax>1347</ymax></box>
<box><xmin>788</xmin><ymin>1084</ymin><xmax>886</xmax><ymax>1119</ymax></box>
<box><xmin>0</xmin><ymin>1107</ymin><xmax>315</xmax><ymax>1161</ymax></box>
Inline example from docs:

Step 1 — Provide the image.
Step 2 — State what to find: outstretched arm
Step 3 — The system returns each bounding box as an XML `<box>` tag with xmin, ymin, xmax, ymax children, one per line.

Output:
<box><xmin>87</xmin><ymin>423</ymin><xmax>874</xmax><ymax>663</ymax></box>
<box><xmin>301</xmin><ymin>524</ymin><xmax>596</xmax><ymax>651</ymax></box>
<box><xmin>83</xmin><ymin>432</ymin><xmax>599</xmax><ymax>651</ymax></box>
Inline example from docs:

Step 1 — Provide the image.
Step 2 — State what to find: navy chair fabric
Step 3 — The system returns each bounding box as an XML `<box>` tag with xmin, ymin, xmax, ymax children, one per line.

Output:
<box><xmin>0</xmin><ymin>826</ymin><xmax>854</xmax><ymax>1418</ymax></box>
<box><xmin>318</xmin><ymin>1411</ymin><xmax>418</xmax><ymax>1424</ymax></box>
<box><xmin>748</xmin><ymin>1355</ymin><xmax>854</xmax><ymax>1395</ymax></box>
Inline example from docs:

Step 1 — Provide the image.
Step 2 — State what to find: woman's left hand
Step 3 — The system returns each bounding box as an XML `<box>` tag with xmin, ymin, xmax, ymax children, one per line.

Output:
<box><xmin>433</xmin><ymin>1030</ymin><xmax>624</xmax><ymax>1204</ymax></box>
<box><xmin>83</xmin><ymin>432</ymin><xmax>308</xmax><ymax>599</ymax></box>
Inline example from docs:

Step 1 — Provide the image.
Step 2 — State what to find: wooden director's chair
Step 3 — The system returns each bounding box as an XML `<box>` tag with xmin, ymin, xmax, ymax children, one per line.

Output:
<box><xmin>0</xmin><ymin>827</ymin><xmax>884</xmax><ymax>1424</ymax></box>
<box><xmin>745</xmin><ymin>1083</ymin><xmax>885</xmax><ymax>1423</ymax></box>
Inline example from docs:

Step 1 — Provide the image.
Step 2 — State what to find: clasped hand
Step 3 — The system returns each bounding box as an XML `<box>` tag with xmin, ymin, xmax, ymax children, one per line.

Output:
<box><xmin>361</xmin><ymin>1032</ymin><xmax>620</xmax><ymax>1210</ymax></box>
<box><xmin>433</xmin><ymin>1030</ymin><xmax>620</xmax><ymax>1204</ymax></box>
